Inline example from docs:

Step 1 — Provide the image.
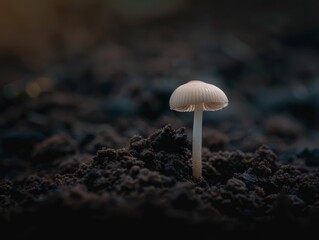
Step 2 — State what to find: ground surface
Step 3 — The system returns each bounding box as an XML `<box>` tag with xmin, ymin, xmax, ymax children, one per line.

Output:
<box><xmin>1</xmin><ymin>1</ymin><xmax>319</xmax><ymax>239</ymax></box>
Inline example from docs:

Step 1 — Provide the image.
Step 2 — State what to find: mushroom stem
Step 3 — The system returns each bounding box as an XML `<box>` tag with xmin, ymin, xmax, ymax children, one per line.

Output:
<box><xmin>192</xmin><ymin>104</ymin><xmax>203</xmax><ymax>179</ymax></box>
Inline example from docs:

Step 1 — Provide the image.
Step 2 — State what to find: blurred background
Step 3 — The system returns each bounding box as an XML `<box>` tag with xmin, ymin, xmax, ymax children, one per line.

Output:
<box><xmin>1</xmin><ymin>0</ymin><xmax>319</xmax><ymax>177</ymax></box>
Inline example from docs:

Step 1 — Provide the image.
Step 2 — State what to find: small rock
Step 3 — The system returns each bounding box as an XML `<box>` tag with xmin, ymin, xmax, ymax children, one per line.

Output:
<box><xmin>240</xmin><ymin>172</ymin><xmax>258</xmax><ymax>187</ymax></box>
<box><xmin>288</xmin><ymin>195</ymin><xmax>305</xmax><ymax>207</ymax></box>
<box><xmin>226</xmin><ymin>178</ymin><xmax>247</xmax><ymax>193</ymax></box>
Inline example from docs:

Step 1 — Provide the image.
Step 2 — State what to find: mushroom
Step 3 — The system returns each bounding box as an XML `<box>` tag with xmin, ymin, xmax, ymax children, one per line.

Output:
<box><xmin>169</xmin><ymin>80</ymin><xmax>229</xmax><ymax>179</ymax></box>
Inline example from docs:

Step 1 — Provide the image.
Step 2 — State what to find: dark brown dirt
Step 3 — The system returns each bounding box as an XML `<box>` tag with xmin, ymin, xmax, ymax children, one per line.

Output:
<box><xmin>1</xmin><ymin>125</ymin><xmax>319</xmax><ymax>239</ymax></box>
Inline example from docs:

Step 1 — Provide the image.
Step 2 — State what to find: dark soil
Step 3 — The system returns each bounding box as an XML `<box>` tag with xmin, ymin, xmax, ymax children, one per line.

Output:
<box><xmin>1</xmin><ymin>1</ymin><xmax>319</xmax><ymax>239</ymax></box>
<box><xmin>1</xmin><ymin>125</ymin><xmax>319</xmax><ymax>239</ymax></box>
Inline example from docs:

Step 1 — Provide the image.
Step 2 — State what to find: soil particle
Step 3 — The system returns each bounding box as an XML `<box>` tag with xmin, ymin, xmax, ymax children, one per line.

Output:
<box><xmin>264</xmin><ymin>115</ymin><xmax>303</xmax><ymax>138</ymax></box>
<box><xmin>32</xmin><ymin>134</ymin><xmax>76</xmax><ymax>162</ymax></box>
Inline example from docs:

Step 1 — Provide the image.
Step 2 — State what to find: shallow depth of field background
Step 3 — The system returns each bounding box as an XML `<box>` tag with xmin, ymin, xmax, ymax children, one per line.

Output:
<box><xmin>1</xmin><ymin>0</ymin><xmax>319</xmax><ymax>171</ymax></box>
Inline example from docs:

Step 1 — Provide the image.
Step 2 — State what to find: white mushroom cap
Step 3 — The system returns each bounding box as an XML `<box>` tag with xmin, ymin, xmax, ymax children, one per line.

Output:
<box><xmin>169</xmin><ymin>80</ymin><xmax>229</xmax><ymax>112</ymax></box>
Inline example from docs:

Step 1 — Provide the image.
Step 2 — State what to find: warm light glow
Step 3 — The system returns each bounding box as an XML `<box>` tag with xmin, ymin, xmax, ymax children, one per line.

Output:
<box><xmin>25</xmin><ymin>82</ymin><xmax>41</xmax><ymax>98</ymax></box>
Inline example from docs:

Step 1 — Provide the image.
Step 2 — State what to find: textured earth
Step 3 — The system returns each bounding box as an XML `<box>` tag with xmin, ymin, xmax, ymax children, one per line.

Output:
<box><xmin>1</xmin><ymin>125</ymin><xmax>319</xmax><ymax>238</ymax></box>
